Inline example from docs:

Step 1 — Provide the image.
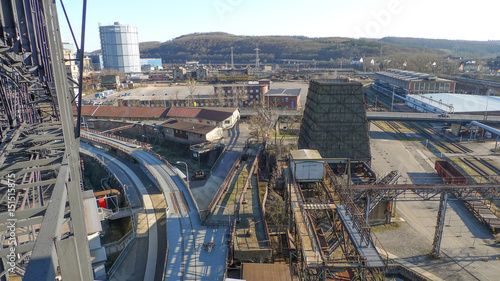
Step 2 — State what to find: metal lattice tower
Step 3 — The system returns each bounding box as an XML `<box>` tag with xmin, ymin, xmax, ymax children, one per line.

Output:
<box><xmin>0</xmin><ymin>1</ymin><xmax>92</xmax><ymax>280</ymax></box>
<box><xmin>298</xmin><ymin>79</ymin><xmax>372</xmax><ymax>165</ymax></box>
<box><xmin>254</xmin><ymin>46</ymin><xmax>260</xmax><ymax>69</ymax></box>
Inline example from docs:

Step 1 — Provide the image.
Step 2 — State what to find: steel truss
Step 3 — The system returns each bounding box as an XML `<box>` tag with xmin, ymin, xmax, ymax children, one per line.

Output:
<box><xmin>350</xmin><ymin>180</ymin><xmax>500</xmax><ymax>258</ymax></box>
<box><xmin>0</xmin><ymin>1</ymin><xmax>92</xmax><ymax>280</ymax></box>
<box><xmin>285</xmin><ymin>161</ymin><xmax>386</xmax><ymax>281</ymax></box>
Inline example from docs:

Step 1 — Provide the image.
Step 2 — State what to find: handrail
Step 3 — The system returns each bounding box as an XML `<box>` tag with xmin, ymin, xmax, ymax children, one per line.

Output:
<box><xmin>202</xmin><ymin>154</ymin><xmax>242</xmax><ymax>222</ymax></box>
<box><xmin>103</xmin><ymin>228</ymin><xmax>136</xmax><ymax>254</ymax></box>
<box><xmin>107</xmin><ymin>214</ymin><xmax>138</xmax><ymax>279</ymax></box>
<box><xmin>210</xmin><ymin>144</ymin><xmax>227</xmax><ymax>175</ymax></box>
<box><xmin>107</xmin><ymin>236</ymin><xmax>137</xmax><ymax>278</ymax></box>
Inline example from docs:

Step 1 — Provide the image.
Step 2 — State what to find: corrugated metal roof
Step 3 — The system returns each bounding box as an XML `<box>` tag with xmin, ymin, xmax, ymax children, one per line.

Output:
<box><xmin>196</xmin><ymin>108</ymin><xmax>234</xmax><ymax>122</ymax></box>
<box><xmin>167</xmin><ymin>107</ymin><xmax>201</xmax><ymax>118</ymax></box>
<box><xmin>241</xmin><ymin>263</ymin><xmax>292</xmax><ymax>281</ymax></box>
<box><xmin>161</xmin><ymin>119</ymin><xmax>217</xmax><ymax>135</ymax></box>
<box><xmin>265</xmin><ymin>88</ymin><xmax>301</xmax><ymax>96</ymax></box>
<box><xmin>75</xmin><ymin>106</ymin><xmax>237</xmax><ymax>122</ymax></box>
<box><xmin>73</xmin><ymin>105</ymin><xmax>100</xmax><ymax>116</ymax></box>
<box><xmin>408</xmin><ymin>93</ymin><xmax>500</xmax><ymax>113</ymax></box>
<box><xmin>290</xmin><ymin>149</ymin><xmax>322</xmax><ymax>160</ymax></box>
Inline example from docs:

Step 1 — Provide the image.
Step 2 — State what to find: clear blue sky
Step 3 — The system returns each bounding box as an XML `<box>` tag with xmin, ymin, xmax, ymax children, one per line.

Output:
<box><xmin>58</xmin><ymin>0</ymin><xmax>500</xmax><ymax>52</ymax></box>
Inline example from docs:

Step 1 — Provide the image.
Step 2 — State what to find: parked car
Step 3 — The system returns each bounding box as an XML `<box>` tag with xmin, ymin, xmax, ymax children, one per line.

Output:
<box><xmin>191</xmin><ymin>170</ymin><xmax>206</xmax><ymax>180</ymax></box>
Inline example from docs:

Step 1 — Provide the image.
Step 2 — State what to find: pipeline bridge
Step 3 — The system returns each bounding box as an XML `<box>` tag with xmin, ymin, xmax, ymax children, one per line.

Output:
<box><xmin>240</xmin><ymin>109</ymin><xmax>500</xmax><ymax>124</ymax></box>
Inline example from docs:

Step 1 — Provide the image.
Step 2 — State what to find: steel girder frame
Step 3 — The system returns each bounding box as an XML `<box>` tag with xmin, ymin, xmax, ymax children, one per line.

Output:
<box><xmin>0</xmin><ymin>0</ymin><xmax>92</xmax><ymax>280</ymax></box>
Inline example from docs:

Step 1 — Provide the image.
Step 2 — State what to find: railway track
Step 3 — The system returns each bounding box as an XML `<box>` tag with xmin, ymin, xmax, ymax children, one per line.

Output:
<box><xmin>427</xmin><ymin>126</ymin><xmax>472</xmax><ymax>153</ymax></box>
<box><xmin>405</xmin><ymin>122</ymin><xmax>472</xmax><ymax>154</ymax></box>
<box><xmin>372</xmin><ymin>121</ymin><xmax>409</xmax><ymax>140</ymax></box>
<box><xmin>473</xmin><ymin>156</ymin><xmax>500</xmax><ymax>174</ymax></box>
<box><xmin>458</xmin><ymin>157</ymin><xmax>490</xmax><ymax>178</ymax></box>
<box><xmin>457</xmin><ymin>157</ymin><xmax>500</xmax><ymax>184</ymax></box>
<box><xmin>367</xmin><ymin>85</ymin><xmax>472</xmax><ymax>154</ymax></box>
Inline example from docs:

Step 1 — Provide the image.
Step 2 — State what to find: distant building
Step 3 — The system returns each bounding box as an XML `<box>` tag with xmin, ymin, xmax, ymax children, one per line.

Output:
<box><xmin>99</xmin><ymin>22</ymin><xmax>141</xmax><ymax>73</ymax></box>
<box><xmin>88</xmin><ymin>54</ymin><xmax>104</xmax><ymax>71</ymax></box>
<box><xmin>488</xmin><ymin>59</ymin><xmax>500</xmax><ymax>72</ymax></box>
<box><xmin>264</xmin><ymin>88</ymin><xmax>301</xmax><ymax>109</ymax></box>
<box><xmin>375</xmin><ymin>69</ymin><xmax>456</xmax><ymax>95</ymax></box>
<box><xmin>173</xmin><ymin>67</ymin><xmax>187</xmax><ymax>80</ymax></box>
<box><xmin>166</xmin><ymin>107</ymin><xmax>239</xmax><ymax>129</ymax></box>
<box><xmin>160</xmin><ymin>119</ymin><xmax>223</xmax><ymax>143</ymax></box>
<box><xmin>149</xmin><ymin>73</ymin><xmax>170</xmax><ymax>82</ymax></box>
<box><xmin>117</xmin><ymin>81</ymin><xmax>272</xmax><ymax>109</ymax></box>
<box><xmin>101</xmin><ymin>75</ymin><xmax>121</xmax><ymax>90</ymax></box>
<box><xmin>74</xmin><ymin>105</ymin><xmax>239</xmax><ymax>129</ymax></box>
<box><xmin>214</xmin><ymin>82</ymin><xmax>269</xmax><ymax>107</ymax></box>
<box><xmin>82</xmin><ymin>56</ymin><xmax>93</xmax><ymax>76</ymax></box>
<box><xmin>63</xmin><ymin>46</ymin><xmax>79</xmax><ymax>97</ymax></box>
<box><xmin>350</xmin><ymin>57</ymin><xmax>364</xmax><ymax>65</ymax></box>
<box><xmin>140</xmin><ymin>58</ymin><xmax>163</xmax><ymax>71</ymax></box>
<box><xmin>196</xmin><ymin>65</ymin><xmax>209</xmax><ymax>80</ymax></box>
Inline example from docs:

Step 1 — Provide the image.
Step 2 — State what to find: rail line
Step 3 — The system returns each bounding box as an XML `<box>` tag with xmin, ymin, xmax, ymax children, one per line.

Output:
<box><xmin>405</xmin><ymin>122</ymin><xmax>471</xmax><ymax>154</ymax></box>
<box><xmin>458</xmin><ymin>157</ymin><xmax>490</xmax><ymax>178</ymax></box>
<box><xmin>427</xmin><ymin>126</ymin><xmax>472</xmax><ymax>153</ymax></box>
<box><xmin>373</xmin><ymin>119</ymin><xmax>473</xmax><ymax>155</ymax></box>
<box><xmin>473</xmin><ymin>156</ymin><xmax>500</xmax><ymax>175</ymax></box>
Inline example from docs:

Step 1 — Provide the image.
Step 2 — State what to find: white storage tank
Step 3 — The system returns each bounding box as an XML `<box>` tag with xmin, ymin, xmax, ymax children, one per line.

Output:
<box><xmin>290</xmin><ymin>149</ymin><xmax>324</xmax><ymax>183</ymax></box>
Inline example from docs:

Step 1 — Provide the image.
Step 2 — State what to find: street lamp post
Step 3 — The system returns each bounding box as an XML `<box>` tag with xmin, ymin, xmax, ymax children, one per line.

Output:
<box><xmin>484</xmin><ymin>91</ymin><xmax>490</xmax><ymax>121</ymax></box>
<box><xmin>176</xmin><ymin>161</ymin><xmax>189</xmax><ymax>188</ymax></box>
<box><xmin>391</xmin><ymin>87</ymin><xmax>395</xmax><ymax>112</ymax></box>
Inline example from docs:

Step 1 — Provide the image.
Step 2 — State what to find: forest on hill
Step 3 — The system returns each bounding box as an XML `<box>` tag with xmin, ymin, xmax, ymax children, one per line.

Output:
<box><xmin>139</xmin><ymin>32</ymin><xmax>439</xmax><ymax>64</ymax></box>
<box><xmin>380</xmin><ymin>37</ymin><xmax>500</xmax><ymax>58</ymax></box>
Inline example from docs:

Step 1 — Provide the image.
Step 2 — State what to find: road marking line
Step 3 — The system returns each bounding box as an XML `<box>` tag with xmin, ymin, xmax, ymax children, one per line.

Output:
<box><xmin>181</xmin><ymin>191</ymin><xmax>191</xmax><ymax>212</ymax></box>
<box><xmin>175</xmin><ymin>192</ymin><xmax>187</xmax><ymax>213</ymax></box>
<box><xmin>170</xmin><ymin>193</ymin><xmax>179</xmax><ymax>214</ymax></box>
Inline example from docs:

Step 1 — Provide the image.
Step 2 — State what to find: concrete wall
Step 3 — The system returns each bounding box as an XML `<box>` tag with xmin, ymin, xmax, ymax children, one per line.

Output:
<box><xmin>234</xmin><ymin>249</ymin><xmax>272</xmax><ymax>263</ymax></box>
<box><xmin>369</xmin><ymin>201</ymin><xmax>391</xmax><ymax>226</ymax></box>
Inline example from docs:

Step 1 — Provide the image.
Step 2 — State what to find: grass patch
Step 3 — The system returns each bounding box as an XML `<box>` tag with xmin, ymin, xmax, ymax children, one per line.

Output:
<box><xmin>371</xmin><ymin>221</ymin><xmax>402</xmax><ymax>232</ymax></box>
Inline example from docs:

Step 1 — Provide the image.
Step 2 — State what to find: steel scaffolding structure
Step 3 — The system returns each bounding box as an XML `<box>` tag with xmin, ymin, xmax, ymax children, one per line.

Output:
<box><xmin>285</xmin><ymin>159</ymin><xmax>387</xmax><ymax>281</ymax></box>
<box><xmin>0</xmin><ymin>1</ymin><xmax>92</xmax><ymax>280</ymax></box>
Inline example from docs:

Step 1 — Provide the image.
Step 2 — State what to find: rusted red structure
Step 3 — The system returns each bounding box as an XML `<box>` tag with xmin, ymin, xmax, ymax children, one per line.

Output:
<box><xmin>435</xmin><ymin>160</ymin><xmax>467</xmax><ymax>184</ymax></box>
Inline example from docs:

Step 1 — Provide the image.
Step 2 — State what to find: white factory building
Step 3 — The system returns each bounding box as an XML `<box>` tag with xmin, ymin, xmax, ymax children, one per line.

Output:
<box><xmin>406</xmin><ymin>93</ymin><xmax>500</xmax><ymax>115</ymax></box>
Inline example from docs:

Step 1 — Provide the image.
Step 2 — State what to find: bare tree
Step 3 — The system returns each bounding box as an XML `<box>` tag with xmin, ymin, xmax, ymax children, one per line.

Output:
<box><xmin>186</xmin><ymin>79</ymin><xmax>196</xmax><ymax>106</ymax></box>
<box><xmin>214</xmin><ymin>86</ymin><xmax>225</xmax><ymax>107</ymax></box>
<box><xmin>249</xmin><ymin>107</ymin><xmax>275</xmax><ymax>140</ymax></box>
<box><xmin>234</xmin><ymin>86</ymin><xmax>246</xmax><ymax>108</ymax></box>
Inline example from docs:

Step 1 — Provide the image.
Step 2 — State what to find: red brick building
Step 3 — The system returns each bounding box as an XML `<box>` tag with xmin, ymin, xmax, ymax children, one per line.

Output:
<box><xmin>264</xmin><ymin>88</ymin><xmax>301</xmax><ymax>110</ymax></box>
<box><xmin>213</xmin><ymin>82</ymin><xmax>269</xmax><ymax>107</ymax></box>
<box><xmin>375</xmin><ymin>69</ymin><xmax>456</xmax><ymax>95</ymax></box>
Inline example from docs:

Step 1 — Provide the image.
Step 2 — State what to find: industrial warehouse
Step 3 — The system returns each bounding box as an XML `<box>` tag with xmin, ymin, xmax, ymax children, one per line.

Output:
<box><xmin>406</xmin><ymin>93</ymin><xmax>500</xmax><ymax>115</ymax></box>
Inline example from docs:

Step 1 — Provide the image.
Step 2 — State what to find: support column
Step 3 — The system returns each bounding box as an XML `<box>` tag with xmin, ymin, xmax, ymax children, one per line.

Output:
<box><xmin>41</xmin><ymin>1</ymin><xmax>93</xmax><ymax>280</ymax></box>
<box><xmin>451</xmin><ymin>123</ymin><xmax>462</xmax><ymax>136</ymax></box>
<box><xmin>495</xmin><ymin>137</ymin><xmax>499</xmax><ymax>154</ymax></box>
<box><xmin>431</xmin><ymin>192</ymin><xmax>448</xmax><ymax>258</ymax></box>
